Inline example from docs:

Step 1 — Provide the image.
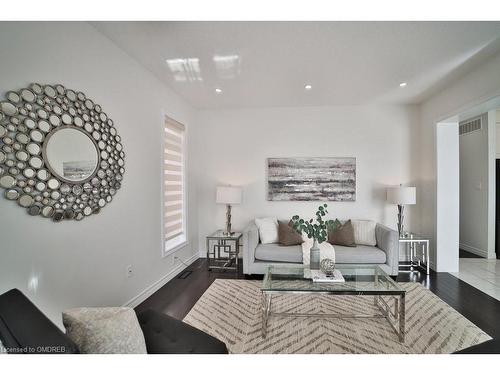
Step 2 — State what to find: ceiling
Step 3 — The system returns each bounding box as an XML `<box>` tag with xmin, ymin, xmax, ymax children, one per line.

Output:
<box><xmin>92</xmin><ymin>22</ymin><xmax>500</xmax><ymax>109</ymax></box>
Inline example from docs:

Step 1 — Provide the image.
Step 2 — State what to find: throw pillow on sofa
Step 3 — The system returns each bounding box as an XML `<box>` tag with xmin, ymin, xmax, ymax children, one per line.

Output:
<box><xmin>63</xmin><ymin>307</ymin><xmax>147</xmax><ymax>354</ymax></box>
<box><xmin>328</xmin><ymin>219</ymin><xmax>356</xmax><ymax>247</ymax></box>
<box><xmin>278</xmin><ymin>220</ymin><xmax>303</xmax><ymax>246</ymax></box>
<box><xmin>255</xmin><ymin>217</ymin><xmax>279</xmax><ymax>244</ymax></box>
<box><xmin>351</xmin><ymin>220</ymin><xmax>377</xmax><ymax>246</ymax></box>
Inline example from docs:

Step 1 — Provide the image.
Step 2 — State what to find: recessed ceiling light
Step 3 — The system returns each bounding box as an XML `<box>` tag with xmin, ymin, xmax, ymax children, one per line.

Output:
<box><xmin>399</xmin><ymin>82</ymin><xmax>407</xmax><ymax>88</ymax></box>
<box><xmin>215</xmin><ymin>88</ymin><xmax>222</xmax><ymax>94</ymax></box>
<box><xmin>304</xmin><ymin>84</ymin><xmax>312</xmax><ymax>90</ymax></box>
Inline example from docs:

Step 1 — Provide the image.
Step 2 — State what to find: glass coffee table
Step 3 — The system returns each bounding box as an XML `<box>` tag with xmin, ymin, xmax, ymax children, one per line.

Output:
<box><xmin>261</xmin><ymin>265</ymin><xmax>406</xmax><ymax>342</ymax></box>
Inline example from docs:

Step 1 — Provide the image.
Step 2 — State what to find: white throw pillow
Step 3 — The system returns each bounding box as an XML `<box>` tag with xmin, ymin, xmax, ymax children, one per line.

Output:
<box><xmin>63</xmin><ymin>307</ymin><xmax>147</xmax><ymax>354</ymax></box>
<box><xmin>351</xmin><ymin>220</ymin><xmax>377</xmax><ymax>246</ymax></box>
<box><xmin>255</xmin><ymin>217</ymin><xmax>279</xmax><ymax>244</ymax></box>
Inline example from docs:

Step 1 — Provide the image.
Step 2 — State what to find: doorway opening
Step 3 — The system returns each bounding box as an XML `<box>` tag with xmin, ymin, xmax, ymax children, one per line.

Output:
<box><xmin>458</xmin><ymin>111</ymin><xmax>497</xmax><ymax>260</ymax></box>
<box><xmin>437</xmin><ymin>98</ymin><xmax>500</xmax><ymax>301</ymax></box>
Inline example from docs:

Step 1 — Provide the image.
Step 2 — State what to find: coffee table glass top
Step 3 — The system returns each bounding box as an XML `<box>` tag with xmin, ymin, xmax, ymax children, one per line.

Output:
<box><xmin>262</xmin><ymin>265</ymin><xmax>402</xmax><ymax>294</ymax></box>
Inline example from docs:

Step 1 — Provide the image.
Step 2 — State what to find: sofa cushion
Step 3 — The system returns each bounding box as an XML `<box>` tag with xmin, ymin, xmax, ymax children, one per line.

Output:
<box><xmin>137</xmin><ymin>309</ymin><xmax>228</xmax><ymax>354</ymax></box>
<box><xmin>334</xmin><ymin>245</ymin><xmax>386</xmax><ymax>264</ymax></box>
<box><xmin>255</xmin><ymin>244</ymin><xmax>303</xmax><ymax>263</ymax></box>
<box><xmin>255</xmin><ymin>217</ymin><xmax>279</xmax><ymax>244</ymax></box>
<box><xmin>255</xmin><ymin>244</ymin><xmax>386</xmax><ymax>264</ymax></box>
<box><xmin>278</xmin><ymin>220</ymin><xmax>303</xmax><ymax>246</ymax></box>
<box><xmin>352</xmin><ymin>220</ymin><xmax>377</xmax><ymax>246</ymax></box>
<box><xmin>328</xmin><ymin>219</ymin><xmax>356</xmax><ymax>247</ymax></box>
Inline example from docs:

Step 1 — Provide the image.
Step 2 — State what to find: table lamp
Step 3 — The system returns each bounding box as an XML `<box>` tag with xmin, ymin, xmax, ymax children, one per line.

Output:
<box><xmin>216</xmin><ymin>186</ymin><xmax>242</xmax><ymax>235</ymax></box>
<box><xmin>387</xmin><ymin>185</ymin><xmax>416</xmax><ymax>236</ymax></box>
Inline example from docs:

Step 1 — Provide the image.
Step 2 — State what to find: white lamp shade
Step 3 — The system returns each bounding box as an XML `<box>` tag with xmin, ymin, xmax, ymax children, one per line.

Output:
<box><xmin>387</xmin><ymin>186</ymin><xmax>416</xmax><ymax>205</ymax></box>
<box><xmin>216</xmin><ymin>186</ymin><xmax>242</xmax><ymax>205</ymax></box>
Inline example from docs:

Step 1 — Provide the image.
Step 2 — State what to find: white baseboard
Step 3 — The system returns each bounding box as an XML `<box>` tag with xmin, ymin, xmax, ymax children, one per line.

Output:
<box><xmin>123</xmin><ymin>253</ymin><xmax>199</xmax><ymax>308</ymax></box>
<box><xmin>460</xmin><ymin>243</ymin><xmax>489</xmax><ymax>258</ymax></box>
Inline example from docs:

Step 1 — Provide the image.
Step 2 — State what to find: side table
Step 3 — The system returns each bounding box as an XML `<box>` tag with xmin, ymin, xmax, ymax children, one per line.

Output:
<box><xmin>206</xmin><ymin>230</ymin><xmax>242</xmax><ymax>273</ymax></box>
<box><xmin>398</xmin><ymin>233</ymin><xmax>430</xmax><ymax>275</ymax></box>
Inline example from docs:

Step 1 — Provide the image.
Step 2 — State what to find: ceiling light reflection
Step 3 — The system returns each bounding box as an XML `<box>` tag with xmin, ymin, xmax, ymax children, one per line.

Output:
<box><xmin>166</xmin><ymin>58</ymin><xmax>203</xmax><ymax>82</ymax></box>
<box><xmin>213</xmin><ymin>54</ymin><xmax>241</xmax><ymax>79</ymax></box>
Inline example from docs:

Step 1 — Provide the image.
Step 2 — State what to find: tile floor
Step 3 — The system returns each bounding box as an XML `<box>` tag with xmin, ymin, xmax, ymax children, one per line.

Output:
<box><xmin>451</xmin><ymin>258</ymin><xmax>500</xmax><ymax>301</ymax></box>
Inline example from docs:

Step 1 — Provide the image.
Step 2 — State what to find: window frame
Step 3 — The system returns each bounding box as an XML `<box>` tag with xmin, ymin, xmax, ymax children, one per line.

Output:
<box><xmin>161</xmin><ymin>114</ymin><xmax>188</xmax><ymax>258</ymax></box>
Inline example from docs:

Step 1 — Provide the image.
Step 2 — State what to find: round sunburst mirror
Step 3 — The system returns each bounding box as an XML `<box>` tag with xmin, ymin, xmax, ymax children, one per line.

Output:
<box><xmin>0</xmin><ymin>83</ymin><xmax>125</xmax><ymax>221</ymax></box>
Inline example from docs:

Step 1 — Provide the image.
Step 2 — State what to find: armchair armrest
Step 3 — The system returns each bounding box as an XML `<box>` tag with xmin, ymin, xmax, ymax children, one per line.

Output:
<box><xmin>242</xmin><ymin>222</ymin><xmax>259</xmax><ymax>274</ymax></box>
<box><xmin>375</xmin><ymin>223</ymin><xmax>399</xmax><ymax>276</ymax></box>
<box><xmin>0</xmin><ymin>289</ymin><xmax>79</xmax><ymax>354</ymax></box>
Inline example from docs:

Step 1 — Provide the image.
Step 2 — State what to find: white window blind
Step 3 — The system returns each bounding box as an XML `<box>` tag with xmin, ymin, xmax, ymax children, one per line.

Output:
<box><xmin>164</xmin><ymin>117</ymin><xmax>185</xmax><ymax>243</ymax></box>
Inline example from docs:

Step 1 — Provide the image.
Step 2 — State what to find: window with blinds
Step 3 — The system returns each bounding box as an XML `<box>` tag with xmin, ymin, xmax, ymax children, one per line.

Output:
<box><xmin>164</xmin><ymin>117</ymin><xmax>186</xmax><ymax>250</ymax></box>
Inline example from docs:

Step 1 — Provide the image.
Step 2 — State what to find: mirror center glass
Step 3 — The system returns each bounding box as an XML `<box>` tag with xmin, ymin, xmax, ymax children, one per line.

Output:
<box><xmin>44</xmin><ymin>128</ymin><xmax>99</xmax><ymax>182</ymax></box>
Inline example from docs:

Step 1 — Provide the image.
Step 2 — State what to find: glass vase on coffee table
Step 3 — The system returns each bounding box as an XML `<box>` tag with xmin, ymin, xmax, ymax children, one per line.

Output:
<box><xmin>309</xmin><ymin>239</ymin><xmax>320</xmax><ymax>269</ymax></box>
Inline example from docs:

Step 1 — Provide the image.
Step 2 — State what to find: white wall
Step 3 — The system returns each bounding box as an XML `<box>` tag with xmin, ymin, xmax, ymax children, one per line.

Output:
<box><xmin>0</xmin><ymin>22</ymin><xmax>199</xmax><ymax>327</ymax></box>
<box><xmin>459</xmin><ymin>113</ymin><xmax>489</xmax><ymax>257</ymax></box>
<box><xmin>437</xmin><ymin>122</ymin><xmax>460</xmax><ymax>272</ymax></box>
<box><xmin>419</xmin><ymin>50</ymin><xmax>500</xmax><ymax>270</ymax></box>
<box><xmin>193</xmin><ymin>105</ymin><xmax>420</xmax><ymax>253</ymax></box>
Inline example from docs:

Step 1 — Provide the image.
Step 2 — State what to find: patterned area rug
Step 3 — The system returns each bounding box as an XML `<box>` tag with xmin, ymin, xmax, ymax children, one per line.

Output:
<box><xmin>183</xmin><ymin>279</ymin><xmax>491</xmax><ymax>354</ymax></box>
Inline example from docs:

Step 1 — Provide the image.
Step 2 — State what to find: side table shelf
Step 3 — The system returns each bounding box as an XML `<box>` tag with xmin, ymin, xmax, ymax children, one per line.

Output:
<box><xmin>398</xmin><ymin>234</ymin><xmax>430</xmax><ymax>275</ymax></box>
<box><xmin>206</xmin><ymin>230</ymin><xmax>242</xmax><ymax>273</ymax></box>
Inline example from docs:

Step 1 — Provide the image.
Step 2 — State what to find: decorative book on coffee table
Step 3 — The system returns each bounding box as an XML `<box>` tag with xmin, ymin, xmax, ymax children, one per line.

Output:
<box><xmin>305</xmin><ymin>269</ymin><xmax>345</xmax><ymax>283</ymax></box>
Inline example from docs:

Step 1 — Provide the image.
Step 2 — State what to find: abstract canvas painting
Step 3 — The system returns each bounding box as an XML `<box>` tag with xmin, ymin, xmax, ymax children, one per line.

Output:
<box><xmin>267</xmin><ymin>157</ymin><xmax>356</xmax><ymax>201</ymax></box>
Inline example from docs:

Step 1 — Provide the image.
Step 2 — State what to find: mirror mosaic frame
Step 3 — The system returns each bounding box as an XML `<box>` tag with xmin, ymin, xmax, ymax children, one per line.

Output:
<box><xmin>0</xmin><ymin>83</ymin><xmax>125</xmax><ymax>222</ymax></box>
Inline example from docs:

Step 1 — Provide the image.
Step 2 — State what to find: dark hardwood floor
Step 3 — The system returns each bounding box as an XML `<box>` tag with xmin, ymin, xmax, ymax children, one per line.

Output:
<box><xmin>136</xmin><ymin>259</ymin><xmax>500</xmax><ymax>340</ymax></box>
<box><xmin>135</xmin><ymin>259</ymin><xmax>246</xmax><ymax>321</ymax></box>
<box><xmin>459</xmin><ymin>249</ymin><xmax>482</xmax><ymax>258</ymax></box>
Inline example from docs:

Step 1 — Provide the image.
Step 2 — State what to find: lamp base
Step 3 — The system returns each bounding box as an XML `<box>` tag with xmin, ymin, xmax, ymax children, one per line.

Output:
<box><xmin>224</xmin><ymin>204</ymin><xmax>233</xmax><ymax>236</ymax></box>
<box><xmin>397</xmin><ymin>204</ymin><xmax>405</xmax><ymax>237</ymax></box>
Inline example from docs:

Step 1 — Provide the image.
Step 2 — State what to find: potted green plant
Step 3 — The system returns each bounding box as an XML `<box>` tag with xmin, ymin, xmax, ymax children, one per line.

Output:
<box><xmin>290</xmin><ymin>204</ymin><xmax>338</xmax><ymax>270</ymax></box>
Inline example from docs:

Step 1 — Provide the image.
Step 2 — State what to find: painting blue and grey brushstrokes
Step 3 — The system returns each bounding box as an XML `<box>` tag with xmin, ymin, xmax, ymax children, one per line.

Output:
<box><xmin>267</xmin><ymin>157</ymin><xmax>356</xmax><ymax>201</ymax></box>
